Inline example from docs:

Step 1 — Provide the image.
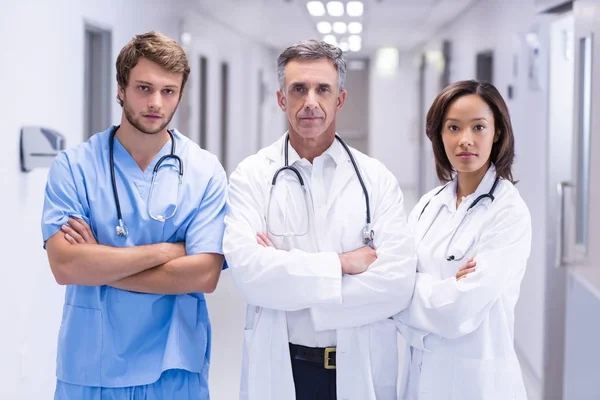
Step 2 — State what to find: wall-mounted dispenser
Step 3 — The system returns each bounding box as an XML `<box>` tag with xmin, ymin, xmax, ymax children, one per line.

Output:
<box><xmin>20</xmin><ymin>126</ymin><xmax>66</xmax><ymax>172</ymax></box>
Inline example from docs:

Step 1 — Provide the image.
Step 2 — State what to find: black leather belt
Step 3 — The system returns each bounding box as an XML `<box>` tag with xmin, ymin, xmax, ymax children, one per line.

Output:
<box><xmin>289</xmin><ymin>343</ymin><xmax>336</xmax><ymax>370</ymax></box>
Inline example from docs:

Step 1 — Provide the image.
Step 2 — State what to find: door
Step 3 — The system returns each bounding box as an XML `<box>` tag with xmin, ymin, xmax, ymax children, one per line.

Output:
<box><xmin>84</xmin><ymin>24</ymin><xmax>111</xmax><ymax>139</ymax></box>
<box><xmin>562</xmin><ymin>0</ymin><xmax>600</xmax><ymax>397</ymax></box>
<box><xmin>476</xmin><ymin>50</ymin><xmax>494</xmax><ymax>83</ymax></box>
<box><xmin>418</xmin><ymin>52</ymin><xmax>444</xmax><ymax>194</ymax></box>
<box><xmin>337</xmin><ymin>58</ymin><xmax>370</xmax><ymax>154</ymax></box>
<box><xmin>544</xmin><ymin>11</ymin><xmax>575</xmax><ymax>400</ymax></box>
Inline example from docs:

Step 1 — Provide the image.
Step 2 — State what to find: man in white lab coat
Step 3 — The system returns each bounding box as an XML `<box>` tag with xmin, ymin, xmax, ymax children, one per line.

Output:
<box><xmin>223</xmin><ymin>39</ymin><xmax>417</xmax><ymax>400</ymax></box>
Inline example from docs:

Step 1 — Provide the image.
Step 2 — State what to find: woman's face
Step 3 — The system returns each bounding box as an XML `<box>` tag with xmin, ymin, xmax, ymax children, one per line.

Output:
<box><xmin>441</xmin><ymin>94</ymin><xmax>498</xmax><ymax>176</ymax></box>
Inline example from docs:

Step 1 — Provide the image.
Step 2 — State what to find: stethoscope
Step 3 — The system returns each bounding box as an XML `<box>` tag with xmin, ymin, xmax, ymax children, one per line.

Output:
<box><xmin>418</xmin><ymin>175</ymin><xmax>500</xmax><ymax>261</ymax></box>
<box><xmin>109</xmin><ymin>126</ymin><xmax>184</xmax><ymax>237</ymax></box>
<box><xmin>269</xmin><ymin>133</ymin><xmax>374</xmax><ymax>248</ymax></box>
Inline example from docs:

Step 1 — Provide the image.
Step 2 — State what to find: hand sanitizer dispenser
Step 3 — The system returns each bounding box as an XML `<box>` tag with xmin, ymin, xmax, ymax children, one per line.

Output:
<box><xmin>20</xmin><ymin>126</ymin><xmax>66</xmax><ymax>172</ymax></box>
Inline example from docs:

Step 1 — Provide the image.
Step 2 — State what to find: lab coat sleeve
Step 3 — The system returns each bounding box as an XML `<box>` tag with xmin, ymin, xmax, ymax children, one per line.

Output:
<box><xmin>223</xmin><ymin>157</ymin><xmax>343</xmax><ymax>311</ymax></box>
<box><xmin>310</xmin><ymin>164</ymin><xmax>417</xmax><ymax>331</ymax></box>
<box><xmin>393</xmin><ymin>190</ymin><xmax>442</xmax><ymax>348</ymax></box>
<box><xmin>395</xmin><ymin>203</ymin><xmax>532</xmax><ymax>339</ymax></box>
<box><xmin>185</xmin><ymin>157</ymin><xmax>228</xmax><ymax>269</ymax></box>
<box><xmin>41</xmin><ymin>151</ymin><xmax>89</xmax><ymax>246</ymax></box>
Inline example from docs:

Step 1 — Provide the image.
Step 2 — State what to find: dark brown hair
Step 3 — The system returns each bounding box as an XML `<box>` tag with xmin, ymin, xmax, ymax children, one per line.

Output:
<box><xmin>426</xmin><ymin>79</ymin><xmax>515</xmax><ymax>183</ymax></box>
<box><xmin>115</xmin><ymin>31</ymin><xmax>190</xmax><ymax>106</ymax></box>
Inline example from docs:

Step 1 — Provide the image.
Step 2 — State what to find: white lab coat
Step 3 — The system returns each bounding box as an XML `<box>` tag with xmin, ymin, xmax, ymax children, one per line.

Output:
<box><xmin>223</xmin><ymin>134</ymin><xmax>417</xmax><ymax>400</ymax></box>
<box><xmin>394</xmin><ymin>164</ymin><xmax>531</xmax><ymax>400</ymax></box>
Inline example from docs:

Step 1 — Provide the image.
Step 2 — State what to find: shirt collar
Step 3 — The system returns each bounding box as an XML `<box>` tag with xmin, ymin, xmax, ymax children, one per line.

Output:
<box><xmin>282</xmin><ymin>132</ymin><xmax>346</xmax><ymax>167</ymax></box>
<box><xmin>441</xmin><ymin>163</ymin><xmax>498</xmax><ymax>211</ymax></box>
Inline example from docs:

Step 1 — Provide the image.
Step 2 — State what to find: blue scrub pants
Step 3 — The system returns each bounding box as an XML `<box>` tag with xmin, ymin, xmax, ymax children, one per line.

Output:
<box><xmin>54</xmin><ymin>369</ymin><xmax>208</xmax><ymax>400</ymax></box>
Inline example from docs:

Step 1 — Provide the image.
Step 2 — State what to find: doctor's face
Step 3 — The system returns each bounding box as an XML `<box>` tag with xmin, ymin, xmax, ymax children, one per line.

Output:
<box><xmin>277</xmin><ymin>59</ymin><xmax>346</xmax><ymax>140</ymax></box>
<box><xmin>441</xmin><ymin>94</ymin><xmax>498</xmax><ymax>176</ymax></box>
<box><xmin>119</xmin><ymin>57</ymin><xmax>182</xmax><ymax>135</ymax></box>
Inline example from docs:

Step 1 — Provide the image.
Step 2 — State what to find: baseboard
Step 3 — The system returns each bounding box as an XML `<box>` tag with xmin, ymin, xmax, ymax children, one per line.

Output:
<box><xmin>516</xmin><ymin>345</ymin><xmax>543</xmax><ymax>400</ymax></box>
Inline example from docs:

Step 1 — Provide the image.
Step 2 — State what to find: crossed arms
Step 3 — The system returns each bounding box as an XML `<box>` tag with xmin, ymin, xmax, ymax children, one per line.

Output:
<box><xmin>45</xmin><ymin>217</ymin><xmax>223</xmax><ymax>294</ymax></box>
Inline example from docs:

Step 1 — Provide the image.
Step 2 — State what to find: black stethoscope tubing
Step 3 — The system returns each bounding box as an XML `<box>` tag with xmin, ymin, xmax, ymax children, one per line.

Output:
<box><xmin>270</xmin><ymin>133</ymin><xmax>373</xmax><ymax>245</ymax></box>
<box><xmin>109</xmin><ymin>126</ymin><xmax>183</xmax><ymax>236</ymax></box>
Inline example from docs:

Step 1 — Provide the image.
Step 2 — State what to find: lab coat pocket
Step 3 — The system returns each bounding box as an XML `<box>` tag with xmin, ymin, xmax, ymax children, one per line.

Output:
<box><xmin>243</xmin><ymin>305</ymin><xmax>261</xmax><ymax>349</ymax></box>
<box><xmin>57</xmin><ymin>304</ymin><xmax>102</xmax><ymax>386</ymax></box>
<box><xmin>451</xmin><ymin>357</ymin><xmax>517</xmax><ymax>400</ymax></box>
<box><xmin>244</xmin><ymin>305</ymin><xmax>261</xmax><ymax>330</ymax></box>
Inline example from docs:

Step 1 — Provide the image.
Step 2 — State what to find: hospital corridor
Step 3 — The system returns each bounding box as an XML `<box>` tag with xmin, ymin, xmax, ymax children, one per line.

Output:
<box><xmin>2</xmin><ymin>0</ymin><xmax>600</xmax><ymax>399</ymax></box>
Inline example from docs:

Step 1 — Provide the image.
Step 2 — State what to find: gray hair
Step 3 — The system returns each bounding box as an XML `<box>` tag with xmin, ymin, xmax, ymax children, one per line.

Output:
<box><xmin>277</xmin><ymin>39</ymin><xmax>347</xmax><ymax>94</ymax></box>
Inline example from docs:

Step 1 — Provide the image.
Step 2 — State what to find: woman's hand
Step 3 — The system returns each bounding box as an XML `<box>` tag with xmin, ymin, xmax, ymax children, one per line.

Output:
<box><xmin>456</xmin><ymin>258</ymin><xmax>476</xmax><ymax>280</ymax></box>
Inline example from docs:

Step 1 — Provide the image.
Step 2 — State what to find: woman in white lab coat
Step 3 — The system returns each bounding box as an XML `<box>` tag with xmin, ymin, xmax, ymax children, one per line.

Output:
<box><xmin>395</xmin><ymin>80</ymin><xmax>532</xmax><ymax>400</ymax></box>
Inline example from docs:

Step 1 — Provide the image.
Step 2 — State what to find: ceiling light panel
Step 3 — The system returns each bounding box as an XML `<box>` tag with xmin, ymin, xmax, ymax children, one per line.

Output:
<box><xmin>326</xmin><ymin>1</ymin><xmax>344</xmax><ymax>17</ymax></box>
<box><xmin>323</xmin><ymin>34</ymin><xmax>337</xmax><ymax>46</ymax></box>
<box><xmin>348</xmin><ymin>22</ymin><xmax>362</xmax><ymax>34</ymax></box>
<box><xmin>333</xmin><ymin>22</ymin><xmax>347</xmax><ymax>34</ymax></box>
<box><xmin>317</xmin><ymin>21</ymin><xmax>333</xmax><ymax>34</ymax></box>
<box><xmin>346</xmin><ymin>1</ymin><xmax>364</xmax><ymax>17</ymax></box>
<box><xmin>307</xmin><ymin>1</ymin><xmax>326</xmax><ymax>16</ymax></box>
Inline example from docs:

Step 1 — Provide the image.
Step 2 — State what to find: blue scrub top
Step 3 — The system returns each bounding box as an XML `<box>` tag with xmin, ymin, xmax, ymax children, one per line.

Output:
<box><xmin>41</xmin><ymin>126</ymin><xmax>228</xmax><ymax>388</ymax></box>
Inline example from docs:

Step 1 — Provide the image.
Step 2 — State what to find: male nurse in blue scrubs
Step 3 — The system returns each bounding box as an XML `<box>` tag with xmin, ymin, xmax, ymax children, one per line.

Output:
<box><xmin>41</xmin><ymin>31</ymin><xmax>227</xmax><ymax>399</ymax></box>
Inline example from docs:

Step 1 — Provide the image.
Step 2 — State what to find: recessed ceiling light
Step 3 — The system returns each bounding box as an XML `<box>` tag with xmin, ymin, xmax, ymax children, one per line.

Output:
<box><xmin>317</xmin><ymin>21</ymin><xmax>332</xmax><ymax>34</ymax></box>
<box><xmin>323</xmin><ymin>35</ymin><xmax>337</xmax><ymax>46</ymax></box>
<box><xmin>349</xmin><ymin>42</ymin><xmax>361</xmax><ymax>52</ymax></box>
<box><xmin>347</xmin><ymin>1</ymin><xmax>364</xmax><ymax>17</ymax></box>
<box><xmin>349</xmin><ymin>36</ymin><xmax>362</xmax><ymax>52</ymax></box>
<box><xmin>348</xmin><ymin>35</ymin><xmax>362</xmax><ymax>47</ymax></box>
<box><xmin>333</xmin><ymin>22</ymin><xmax>347</xmax><ymax>34</ymax></box>
<box><xmin>326</xmin><ymin>1</ymin><xmax>344</xmax><ymax>17</ymax></box>
<box><xmin>307</xmin><ymin>1</ymin><xmax>326</xmax><ymax>16</ymax></box>
<box><xmin>348</xmin><ymin>22</ymin><xmax>363</xmax><ymax>34</ymax></box>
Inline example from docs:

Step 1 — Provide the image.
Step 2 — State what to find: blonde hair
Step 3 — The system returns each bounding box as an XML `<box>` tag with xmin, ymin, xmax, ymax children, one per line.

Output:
<box><xmin>115</xmin><ymin>31</ymin><xmax>190</xmax><ymax>106</ymax></box>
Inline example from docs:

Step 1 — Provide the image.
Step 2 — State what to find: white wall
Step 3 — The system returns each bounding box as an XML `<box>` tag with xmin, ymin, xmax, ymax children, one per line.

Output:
<box><xmin>0</xmin><ymin>1</ymin><xmax>280</xmax><ymax>399</ymax></box>
<box><xmin>369</xmin><ymin>51</ymin><xmax>421</xmax><ymax>210</ymax></box>
<box><xmin>368</xmin><ymin>0</ymin><xmax>552</xmax><ymax>392</ymax></box>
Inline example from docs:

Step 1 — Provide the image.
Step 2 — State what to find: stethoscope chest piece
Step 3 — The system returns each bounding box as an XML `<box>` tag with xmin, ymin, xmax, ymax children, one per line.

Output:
<box><xmin>363</xmin><ymin>224</ymin><xmax>374</xmax><ymax>248</ymax></box>
<box><xmin>116</xmin><ymin>219</ymin><xmax>128</xmax><ymax>237</ymax></box>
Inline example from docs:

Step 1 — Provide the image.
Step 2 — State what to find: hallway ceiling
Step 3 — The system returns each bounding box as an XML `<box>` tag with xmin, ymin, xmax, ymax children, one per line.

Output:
<box><xmin>187</xmin><ymin>0</ymin><xmax>479</xmax><ymax>54</ymax></box>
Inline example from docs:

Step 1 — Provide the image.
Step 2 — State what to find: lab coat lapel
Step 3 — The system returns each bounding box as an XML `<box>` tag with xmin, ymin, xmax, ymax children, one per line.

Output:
<box><xmin>414</xmin><ymin>200</ymin><xmax>440</xmax><ymax>249</ymax></box>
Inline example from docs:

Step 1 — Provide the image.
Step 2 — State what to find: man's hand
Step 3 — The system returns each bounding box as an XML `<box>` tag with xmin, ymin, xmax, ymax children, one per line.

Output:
<box><xmin>339</xmin><ymin>246</ymin><xmax>377</xmax><ymax>275</ymax></box>
<box><xmin>256</xmin><ymin>232</ymin><xmax>276</xmax><ymax>248</ymax></box>
<box><xmin>61</xmin><ymin>217</ymin><xmax>98</xmax><ymax>244</ymax></box>
<box><xmin>456</xmin><ymin>257</ymin><xmax>476</xmax><ymax>280</ymax></box>
<box><xmin>256</xmin><ymin>233</ymin><xmax>377</xmax><ymax>275</ymax></box>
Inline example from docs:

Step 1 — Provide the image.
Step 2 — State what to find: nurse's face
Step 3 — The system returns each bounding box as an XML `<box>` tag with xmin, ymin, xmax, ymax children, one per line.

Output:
<box><xmin>119</xmin><ymin>57</ymin><xmax>182</xmax><ymax>135</ymax></box>
<box><xmin>441</xmin><ymin>94</ymin><xmax>498</xmax><ymax>176</ymax></box>
<box><xmin>277</xmin><ymin>59</ymin><xmax>346</xmax><ymax>140</ymax></box>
